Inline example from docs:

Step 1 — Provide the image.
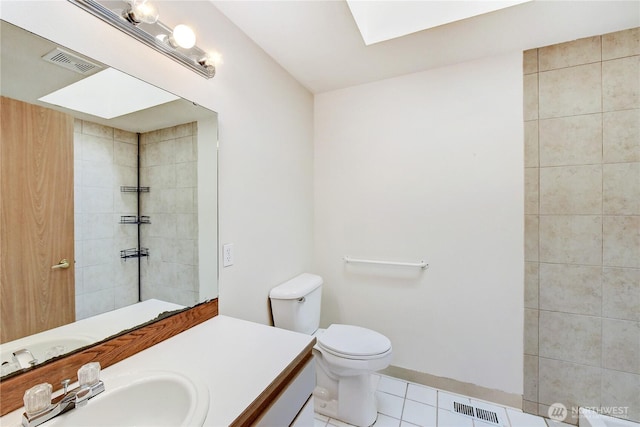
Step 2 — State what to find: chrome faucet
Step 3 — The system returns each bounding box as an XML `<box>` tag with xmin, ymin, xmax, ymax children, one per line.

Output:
<box><xmin>21</xmin><ymin>363</ymin><xmax>105</xmax><ymax>427</ymax></box>
<box><xmin>12</xmin><ymin>349</ymin><xmax>38</xmax><ymax>368</ymax></box>
<box><xmin>0</xmin><ymin>349</ymin><xmax>36</xmax><ymax>376</ymax></box>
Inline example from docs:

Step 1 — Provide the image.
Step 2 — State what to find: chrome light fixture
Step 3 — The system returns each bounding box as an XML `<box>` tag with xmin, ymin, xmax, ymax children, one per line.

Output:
<box><xmin>68</xmin><ymin>0</ymin><xmax>218</xmax><ymax>79</ymax></box>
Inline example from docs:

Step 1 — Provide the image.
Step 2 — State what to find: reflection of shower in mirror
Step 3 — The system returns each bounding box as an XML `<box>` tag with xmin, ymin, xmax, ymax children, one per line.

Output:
<box><xmin>74</xmin><ymin>120</ymin><xmax>202</xmax><ymax>320</ymax></box>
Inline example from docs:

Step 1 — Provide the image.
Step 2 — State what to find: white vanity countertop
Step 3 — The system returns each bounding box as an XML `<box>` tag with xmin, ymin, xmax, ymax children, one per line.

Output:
<box><xmin>69</xmin><ymin>299</ymin><xmax>185</xmax><ymax>338</ymax></box>
<box><xmin>0</xmin><ymin>299</ymin><xmax>185</xmax><ymax>376</ymax></box>
<box><xmin>1</xmin><ymin>299</ymin><xmax>184</xmax><ymax>357</ymax></box>
<box><xmin>1</xmin><ymin>315</ymin><xmax>315</xmax><ymax>427</ymax></box>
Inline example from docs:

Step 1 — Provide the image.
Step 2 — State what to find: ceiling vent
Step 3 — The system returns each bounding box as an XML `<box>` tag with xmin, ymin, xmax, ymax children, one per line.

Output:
<box><xmin>42</xmin><ymin>48</ymin><xmax>102</xmax><ymax>75</ymax></box>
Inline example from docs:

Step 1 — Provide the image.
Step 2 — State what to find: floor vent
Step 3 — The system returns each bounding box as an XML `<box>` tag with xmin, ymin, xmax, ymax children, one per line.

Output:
<box><xmin>42</xmin><ymin>48</ymin><xmax>102</xmax><ymax>75</ymax></box>
<box><xmin>476</xmin><ymin>407</ymin><xmax>500</xmax><ymax>424</ymax></box>
<box><xmin>453</xmin><ymin>401</ymin><xmax>475</xmax><ymax>417</ymax></box>
<box><xmin>453</xmin><ymin>401</ymin><xmax>501</xmax><ymax>426</ymax></box>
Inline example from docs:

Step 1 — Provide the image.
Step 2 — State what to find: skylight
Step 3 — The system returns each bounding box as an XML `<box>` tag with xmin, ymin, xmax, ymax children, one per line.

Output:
<box><xmin>39</xmin><ymin>67</ymin><xmax>179</xmax><ymax>119</ymax></box>
<box><xmin>347</xmin><ymin>0</ymin><xmax>533</xmax><ymax>45</ymax></box>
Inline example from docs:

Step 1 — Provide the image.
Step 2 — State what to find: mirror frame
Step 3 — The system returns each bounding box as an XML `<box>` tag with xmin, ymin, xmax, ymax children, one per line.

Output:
<box><xmin>0</xmin><ymin>299</ymin><xmax>218</xmax><ymax>416</ymax></box>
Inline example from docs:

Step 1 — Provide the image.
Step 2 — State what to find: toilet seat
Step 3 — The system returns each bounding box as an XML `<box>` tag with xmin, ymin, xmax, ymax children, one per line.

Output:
<box><xmin>317</xmin><ymin>324</ymin><xmax>392</xmax><ymax>360</ymax></box>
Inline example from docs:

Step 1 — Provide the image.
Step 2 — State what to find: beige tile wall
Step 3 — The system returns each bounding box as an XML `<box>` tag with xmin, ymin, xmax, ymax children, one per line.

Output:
<box><xmin>140</xmin><ymin>122</ymin><xmax>199</xmax><ymax>306</ymax></box>
<box><xmin>74</xmin><ymin>120</ymin><xmax>139</xmax><ymax>320</ymax></box>
<box><xmin>523</xmin><ymin>27</ymin><xmax>640</xmax><ymax>424</ymax></box>
<box><xmin>75</xmin><ymin>121</ymin><xmax>200</xmax><ymax>317</ymax></box>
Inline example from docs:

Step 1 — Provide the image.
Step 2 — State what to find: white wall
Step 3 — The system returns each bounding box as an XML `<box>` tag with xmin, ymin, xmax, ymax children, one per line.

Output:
<box><xmin>0</xmin><ymin>1</ymin><xmax>314</xmax><ymax>324</ymax></box>
<box><xmin>314</xmin><ymin>53</ymin><xmax>524</xmax><ymax>394</ymax></box>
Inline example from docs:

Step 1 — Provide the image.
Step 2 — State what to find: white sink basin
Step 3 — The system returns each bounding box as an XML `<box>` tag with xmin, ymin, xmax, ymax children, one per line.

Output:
<box><xmin>1</xmin><ymin>335</ymin><xmax>95</xmax><ymax>374</ymax></box>
<box><xmin>47</xmin><ymin>371</ymin><xmax>209</xmax><ymax>427</ymax></box>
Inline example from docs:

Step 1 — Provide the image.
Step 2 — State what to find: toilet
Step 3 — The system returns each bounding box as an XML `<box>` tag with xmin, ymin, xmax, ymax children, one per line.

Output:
<box><xmin>269</xmin><ymin>273</ymin><xmax>392</xmax><ymax>427</ymax></box>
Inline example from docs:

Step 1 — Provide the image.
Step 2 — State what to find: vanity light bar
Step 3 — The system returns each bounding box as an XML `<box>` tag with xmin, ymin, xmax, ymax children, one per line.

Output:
<box><xmin>67</xmin><ymin>0</ymin><xmax>216</xmax><ymax>79</ymax></box>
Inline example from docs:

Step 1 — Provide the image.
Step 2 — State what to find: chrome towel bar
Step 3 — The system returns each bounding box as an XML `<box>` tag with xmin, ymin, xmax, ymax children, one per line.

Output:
<box><xmin>343</xmin><ymin>256</ymin><xmax>428</xmax><ymax>269</ymax></box>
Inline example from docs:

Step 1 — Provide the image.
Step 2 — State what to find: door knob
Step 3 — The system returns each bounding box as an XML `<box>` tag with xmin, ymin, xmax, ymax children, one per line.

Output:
<box><xmin>51</xmin><ymin>259</ymin><xmax>70</xmax><ymax>270</ymax></box>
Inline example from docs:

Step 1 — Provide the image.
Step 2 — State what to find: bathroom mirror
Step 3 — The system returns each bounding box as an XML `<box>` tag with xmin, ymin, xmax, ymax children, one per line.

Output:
<box><xmin>0</xmin><ymin>20</ymin><xmax>218</xmax><ymax>378</ymax></box>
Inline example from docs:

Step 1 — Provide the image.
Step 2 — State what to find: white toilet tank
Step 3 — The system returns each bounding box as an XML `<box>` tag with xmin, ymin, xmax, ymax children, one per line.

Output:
<box><xmin>269</xmin><ymin>273</ymin><xmax>323</xmax><ymax>335</ymax></box>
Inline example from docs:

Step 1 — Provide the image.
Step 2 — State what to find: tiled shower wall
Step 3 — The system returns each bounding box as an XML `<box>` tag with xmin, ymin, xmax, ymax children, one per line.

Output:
<box><xmin>74</xmin><ymin>120</ymin><xmax>139</xmax><ymax>320</ymax></box>
<box><xmin>523</xmin><ymin>28</ymin><xmax>639</xmax><ymax>424</ymax></box>
<box><xmin>75</xmin><ymin>121</ymin><xmax>199</xmax><ymax>319</ymax></box>
<box><xmin>140</xmin><ymin>123</ymin><xmax>200</xmax><ymax>307</ymax></box>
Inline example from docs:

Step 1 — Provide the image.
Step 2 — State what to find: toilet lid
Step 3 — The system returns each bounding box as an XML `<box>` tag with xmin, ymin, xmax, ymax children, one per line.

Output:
<box><xmin>317</xmin><ymin>324</ymin><xmax>391</xmax><ymax>358</ymax></box>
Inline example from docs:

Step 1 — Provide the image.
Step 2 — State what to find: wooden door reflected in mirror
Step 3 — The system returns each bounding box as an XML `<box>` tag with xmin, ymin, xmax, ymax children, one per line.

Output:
<box><xmin>1</xmin><ymin>97</ymin><xmax>76</xmax><ymax>342</ymax></box>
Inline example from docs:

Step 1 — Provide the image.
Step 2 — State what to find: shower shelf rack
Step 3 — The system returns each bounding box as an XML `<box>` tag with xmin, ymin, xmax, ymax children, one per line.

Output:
<box><xmin>120</xmin><ymin>247</ymin><xmax>149</xmax><ymax>260</ymax></box>
<box><xmin>119</xmin><ymin>215</ymin><xmax>151</xmax><ymax>225</ymax></box>
<box><xmin>120</xmin><ymin>186</ymin><xmax>150</xmax><ymax>193</ymax></box>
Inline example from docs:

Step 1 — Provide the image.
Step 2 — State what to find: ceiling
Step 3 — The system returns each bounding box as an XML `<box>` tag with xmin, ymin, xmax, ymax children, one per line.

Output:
<box><xmin>212</xmin><ymin>0</ymin><xmax>640</xmax><ymax>94</ymax></box>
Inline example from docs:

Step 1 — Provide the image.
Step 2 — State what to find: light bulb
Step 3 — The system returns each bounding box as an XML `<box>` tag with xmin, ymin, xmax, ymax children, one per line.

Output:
<box><xmin>124</xmin><ymin>0</ymin><xmax>159</xmax><ymax>25</ymax></box>
<box><xmin>171</xmin><ymin>25</ymin><xmax>196</xmax><ymax>49</ymax></box>
<box><xmin>199</xmin><ymin>51</ymin><xmax>223</xmax><ymax>67</ymax></box>
<box><xmin>135</xmin><ymin>2</ymin><xmax>159</xmax><ymax>24</ymax></box>
<box><xmin>198</xmin><ymin>52</ymin><xmax>221</xmax><ymax>76</ymax></box>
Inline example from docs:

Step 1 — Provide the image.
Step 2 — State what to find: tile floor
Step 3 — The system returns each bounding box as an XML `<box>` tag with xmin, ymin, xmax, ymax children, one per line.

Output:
<box><xmin>313</xmin><ymin>374</ymin><xmax>572</xmax><ymax>427</ymax></box>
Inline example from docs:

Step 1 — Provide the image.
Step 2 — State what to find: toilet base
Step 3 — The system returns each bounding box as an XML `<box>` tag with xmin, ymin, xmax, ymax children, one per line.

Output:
<box><xmin>313</xmin><ymin>360</ymin><xmax>380</xmax><ymax>427</ymax></box>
